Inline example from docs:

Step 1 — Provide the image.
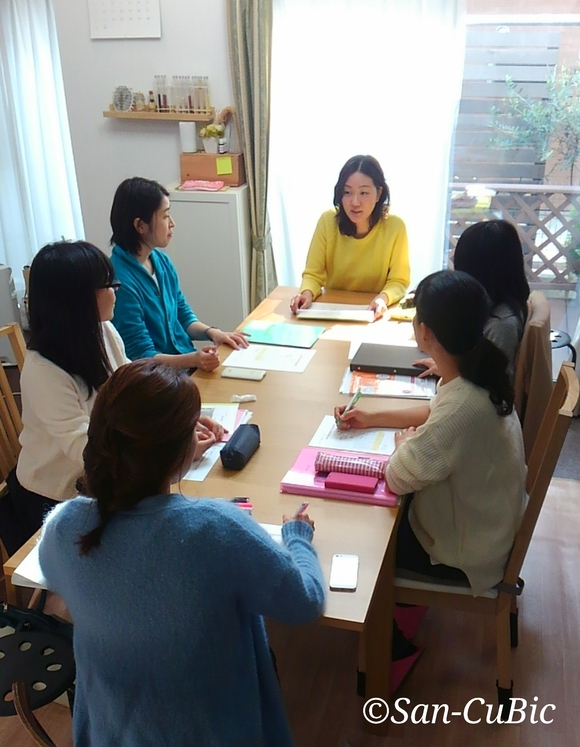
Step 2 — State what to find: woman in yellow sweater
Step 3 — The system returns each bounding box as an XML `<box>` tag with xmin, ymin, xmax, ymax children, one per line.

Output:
<box><xmin>290</xmin><ymin>155</ymin><xmax>410</xmax><ymax>319</ymax></box>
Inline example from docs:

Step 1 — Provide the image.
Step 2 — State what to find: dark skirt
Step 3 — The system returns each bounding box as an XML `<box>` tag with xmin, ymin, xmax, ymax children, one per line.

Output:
<box><xmin>0</xmin><ymin>468</ymin><xmax>59</xmax><ymax>557</ymax></box>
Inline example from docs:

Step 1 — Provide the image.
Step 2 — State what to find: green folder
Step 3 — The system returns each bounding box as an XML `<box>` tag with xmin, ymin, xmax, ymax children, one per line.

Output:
<box><xmin>242</xmin><ymin>320</ymin><xmax>325</xmax><ymax>349</ymax></box>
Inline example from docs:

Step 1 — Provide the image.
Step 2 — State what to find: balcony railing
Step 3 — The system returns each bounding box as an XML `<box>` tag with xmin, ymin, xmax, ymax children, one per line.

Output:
<box><xmin>447</xmin><ymin>183</ymin><xmax>580</xmax><ymax>291</ymax></box>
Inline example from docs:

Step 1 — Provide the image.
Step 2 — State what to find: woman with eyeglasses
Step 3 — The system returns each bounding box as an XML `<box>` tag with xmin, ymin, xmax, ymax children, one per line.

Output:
<box><xmin>0</xmin><ymin>241</ymin><xmax>128</xmax><ymax>554</ymax></box>
<box><xmin>0</xmin><ymin>241</ymin><xmax>222</xmax><ymax>555</ymax></box>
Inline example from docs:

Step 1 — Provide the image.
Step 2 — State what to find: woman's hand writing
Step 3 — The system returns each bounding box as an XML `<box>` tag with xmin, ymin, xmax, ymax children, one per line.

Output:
<box><xmin>197</xmin><ymin>415</ymin><xmax>226</xmax><ymax>442</ymax></box>
<box><xmin>282</xmin><ymin>512</ymin><xmax>315</xmax><ymax>531</ymax></box>
<box><xmin>193</xmin><ymin>424</ymin><xmax>218</xmax><ymax>460</ymax></box>
<box><xmin>333</xmin><ymin>405</ymin><xmax>372</xmax><ymax>430</ymax></box>
<box><xmin>290</xmin><ymin>291</ymin><xmax>314</xmax><ymax>314</ymax></box>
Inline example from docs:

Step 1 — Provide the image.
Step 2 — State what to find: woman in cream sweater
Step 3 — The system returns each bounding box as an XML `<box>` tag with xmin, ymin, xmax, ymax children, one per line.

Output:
<box><xmin>335</xmin><ymin>270</ymin><xmax>527</xmax><ymax>596</ymax></box>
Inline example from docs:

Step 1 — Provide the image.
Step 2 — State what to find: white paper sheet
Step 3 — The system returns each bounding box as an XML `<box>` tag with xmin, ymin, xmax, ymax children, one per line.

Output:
<box><xmin>8</xmin><ymin>516</ymin><xmax>281</xmax><ymax>594</ymax></box>
<box><xmin>297</xmin><ymin>303</ymin><xmax>374</xmax><ymax>323</ymax></box>
<box><xmin>259</xmin><ymin>523</ymin><xmax>283</xmax><ymax>544</ymax></box>
<box><xmin>223</xmin><ymin>344</ymin><xmax>316</xmax><ymax>373</ymax></box>
<box><xmin>12</xmin><ymin>542</ymin><xmax>46</xmax><ymax>589</ymax></box>
<box><xmin>200</xmin><ymin>403</ymin><xmax>239</xmax><ymax>431</ymax></box>
<box><xmin>308</xmin><ymin>415</ymin><xmax>396</xmax><ymax>456</ymax></box>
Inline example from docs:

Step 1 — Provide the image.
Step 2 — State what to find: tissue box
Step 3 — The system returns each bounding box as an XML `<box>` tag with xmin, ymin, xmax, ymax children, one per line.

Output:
<box><xmin>180</xmin><ymin>153</ymin><xmax>246</xmax><ymax>187</ymax></box>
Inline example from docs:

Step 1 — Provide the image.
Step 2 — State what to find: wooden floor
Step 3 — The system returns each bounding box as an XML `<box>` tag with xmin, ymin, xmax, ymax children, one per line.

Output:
<box><xmin>1</xmin><ymin>478</ymin><xmax>579</xmax><ymax>747</ymax></box>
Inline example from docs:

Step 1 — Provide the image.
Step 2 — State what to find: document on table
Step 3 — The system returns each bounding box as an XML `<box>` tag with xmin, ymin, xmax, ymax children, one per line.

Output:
<box><xmin>224</xmin><ymin>344</ymin><xmax>316</xmax><ymax>373</ymax></box>
<box><xmin>309</xmin><ymin>415</ymin><xmax>396</xmax><ymax>456</ymax></box>
<box><xmin>242</xmin><ymin>320</ymin><xmax>324</xmax><ymax>349</ymax></box>
<box><xmin>259</xmin><ymin>523</ymin><xmax>283</xmax><ymax>544</ymax></box>
<box><xmin>12</xmin><ymin>541</ymin><xmax>46</xmax><ymax>589</ymax></box>
<box><xmin>184</xmin><ymin>407</ymin><xmax>252</xmax><ymax>481</ymax></box>
<box><xmin>200</xmin><ymin>403</ymin><xmax>240</xmax><ymax>432</ymax></box>
<box><xmin>296</xmin><ymin>303</ymin><xmax>374</xmax><ymax>323</ymax></box>
<box><xmin>339</xmin><ymin>368</ymin><xmax>436</xmax><ymax>399</ymax></box>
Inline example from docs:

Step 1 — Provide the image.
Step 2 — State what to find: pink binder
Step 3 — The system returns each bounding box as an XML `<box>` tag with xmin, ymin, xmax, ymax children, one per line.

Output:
<box><xmin>280</xmin><ymin>447</ymin><xmax>399</xmax><ymax>507</ymax></box>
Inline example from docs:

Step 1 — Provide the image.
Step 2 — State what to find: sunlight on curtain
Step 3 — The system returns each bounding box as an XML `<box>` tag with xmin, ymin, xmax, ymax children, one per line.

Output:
<box><xmin>269</xmin><ymin>0</ymin><xmax>466</xmax><ymax>290</ymax></box>
<box><xmin>0</xmin><ymin>0</ymin><xmax>83</xmax><ymax>289</ymax></box>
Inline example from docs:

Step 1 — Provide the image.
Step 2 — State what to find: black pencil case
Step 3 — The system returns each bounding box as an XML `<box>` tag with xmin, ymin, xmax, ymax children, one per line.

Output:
<box><xmin>220</xmin><ymin>424</ymin><xmax>261</xmax><ymax>470</ymax></box>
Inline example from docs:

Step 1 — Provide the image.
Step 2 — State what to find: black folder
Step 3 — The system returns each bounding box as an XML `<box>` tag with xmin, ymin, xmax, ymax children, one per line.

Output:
<box><xmin>349</xmin><ymin>343</ymin><xmax>429</xmax><ymax>377</ymax></box>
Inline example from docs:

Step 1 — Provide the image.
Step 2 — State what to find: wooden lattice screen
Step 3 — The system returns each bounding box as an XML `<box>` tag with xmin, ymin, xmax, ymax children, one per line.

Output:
<box><xmin>453</xmin><ymin>26</ymin><xmax>559</xmax><ymax>184</ymax></box>
<box><xmin>447</xmin><ymin>184</ymin><xmax>580</xmax><ymax>291</ymax></box>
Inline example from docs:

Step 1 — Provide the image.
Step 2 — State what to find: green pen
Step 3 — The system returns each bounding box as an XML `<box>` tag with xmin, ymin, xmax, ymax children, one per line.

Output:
<box><xmin>338</xmin><ymin>389</ymin><xmax>362</xmax><ymax>423</ymax></box>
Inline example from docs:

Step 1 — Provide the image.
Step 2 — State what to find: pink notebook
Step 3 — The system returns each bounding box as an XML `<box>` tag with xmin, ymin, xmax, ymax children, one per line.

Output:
<box><xmin>280</xmin><ymin>447</ymin><xmax>399</xmax><ymax>507</ymax></box>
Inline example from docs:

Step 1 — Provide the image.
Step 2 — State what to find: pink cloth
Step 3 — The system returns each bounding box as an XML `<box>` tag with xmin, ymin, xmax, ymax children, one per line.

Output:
<box><xmin>180</xmin><ymin>180</ymin><xmax>225</xmax><ymax>191</ymax></box>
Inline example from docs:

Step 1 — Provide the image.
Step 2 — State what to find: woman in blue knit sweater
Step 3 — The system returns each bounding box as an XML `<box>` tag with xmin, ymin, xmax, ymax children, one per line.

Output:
<box><xmin>38</xmin><ymin>359</ymin><xmax>325</xmax><ymax>746</ymax></box>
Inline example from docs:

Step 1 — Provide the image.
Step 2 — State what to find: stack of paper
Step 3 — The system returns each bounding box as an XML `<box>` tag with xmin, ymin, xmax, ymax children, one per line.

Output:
<box><xmin>296</xmin><ymin>303</ymin><xmax>374</xmax><ymax>323</ymax></box>
<box><xmin>223</xmin><ymin>344</ymin><xmax>316</xmax><ymax>373</ymax></box>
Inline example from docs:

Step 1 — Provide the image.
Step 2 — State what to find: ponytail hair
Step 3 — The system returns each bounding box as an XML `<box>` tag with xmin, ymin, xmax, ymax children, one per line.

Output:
<box><xmin>414</xmin><ymin>271</ymin><xmax>514</xmax><ymax>416</ymax></box>
<box><xmin>78</xmin><ymin>359</ymin><xmax>201</xmax><ymax>554</ymax></box>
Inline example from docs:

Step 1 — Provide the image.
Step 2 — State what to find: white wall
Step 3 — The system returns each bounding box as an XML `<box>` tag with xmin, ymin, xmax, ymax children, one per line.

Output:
<box><xmin>52</xmin><ymin>0</ymin><xmax>233</xmax><ymax>252</ymax></box>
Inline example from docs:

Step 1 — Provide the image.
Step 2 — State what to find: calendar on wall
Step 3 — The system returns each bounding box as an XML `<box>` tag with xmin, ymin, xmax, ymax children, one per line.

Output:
<box><xmin>88</xmin><ymin>0</ymin><xmax>161</xmax><ymax>39</ymax></box>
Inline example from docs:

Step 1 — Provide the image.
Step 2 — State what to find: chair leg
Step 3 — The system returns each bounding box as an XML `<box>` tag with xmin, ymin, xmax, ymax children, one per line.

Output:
<box><xmin>12</xmin><ymin>681</ymin><xmax>57</xmax><ymax>747</ymax></box>
<box><xmin>496</xmin><ymin>679</ymin><xmax>514</xmax><ymax>721</ymax></box>
<box><xmin>510</xmin><ymin>596</ymin><xmax>519</xmax><ymax>648</ymax></box>
<box><xmin>496</xmin><ymin>602</ymin><xmax>513</xmax><ymax>719</ymax></box>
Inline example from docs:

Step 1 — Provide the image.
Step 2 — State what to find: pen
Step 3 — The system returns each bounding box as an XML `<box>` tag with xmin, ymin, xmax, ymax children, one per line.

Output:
<box><xmin>338</xmin><ymin>389</ymin><xmax>362</xmax><ymax>422</ymax></box>
<box><xmin>293</xmin><ymin>501</ymin><xmax>309</xmax><ymax>518</ymax></box>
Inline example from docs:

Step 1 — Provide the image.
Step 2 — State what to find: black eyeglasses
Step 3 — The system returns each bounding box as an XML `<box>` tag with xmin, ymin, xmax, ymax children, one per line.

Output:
<box><xmin>101</xmin><ymin>281</ymin><xmax>122</xmax><ymax>291</ymax></box>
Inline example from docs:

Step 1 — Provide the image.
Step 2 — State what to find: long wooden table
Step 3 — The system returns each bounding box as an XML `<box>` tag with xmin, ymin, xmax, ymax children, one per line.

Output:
<box><xmin>5</xmin><ymin>286</ymin><xmax>420</xmax><ymax>736</ymax></box>
<box><xmin>192</xmin><ymin>286</ymin><xmax>422</xmax><ymax>735</ymax></box>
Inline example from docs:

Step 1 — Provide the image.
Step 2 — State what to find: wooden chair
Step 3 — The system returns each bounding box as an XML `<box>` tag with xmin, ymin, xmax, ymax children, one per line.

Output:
<box><xmin>513</xmin><ymin>291</ymin><xmax>553</xmax><ymax>460</ymax></box>
<box><xmin>0</xmin><ymin>322</ymin><xmax>27</xmax><ymax>602</ymax></box>
<box><xmin>394</xmin><ymin>361</ymin><xmax>579</xmax><ymax>717</ymax></box>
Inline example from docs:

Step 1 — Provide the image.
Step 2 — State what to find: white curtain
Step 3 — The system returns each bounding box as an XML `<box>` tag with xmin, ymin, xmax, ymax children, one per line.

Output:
<box><xmin>269</xmin><ymin>0</ymin><xmax>466</xmax><ymax>289</ymax></box>
<box><xmin>0</xmin><ymin>0</ymin><xmax>83</xmax><ymax>289</ymax></box>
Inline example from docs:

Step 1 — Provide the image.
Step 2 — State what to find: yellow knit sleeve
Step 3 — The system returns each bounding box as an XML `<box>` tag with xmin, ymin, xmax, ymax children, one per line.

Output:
<box><xmin>381</xmin><ymin>216</ymin><xmax>410</xmax><ymax>306</ymax></box>
<box><xmin>299</xmin><ymin>211</ymin><xmax>334</xmax><ymax>299</ymax></box>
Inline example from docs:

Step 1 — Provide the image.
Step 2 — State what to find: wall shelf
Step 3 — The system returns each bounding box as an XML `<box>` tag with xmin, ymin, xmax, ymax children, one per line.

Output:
<box><xmin>103</xmin><ymin>109</ymin><xmax>214</xmax><ymax>123</ymax></box>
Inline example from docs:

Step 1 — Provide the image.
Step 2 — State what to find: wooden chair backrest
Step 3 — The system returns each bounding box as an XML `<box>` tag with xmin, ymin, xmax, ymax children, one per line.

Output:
<box><xmin>513</xmin><ymin>291</ymin><xmax>552</xmax><ymax>459</ymax></box>
<box><xmin>504</xmin><ymin>361</ymin><xmax>579</xmax><ymax>589</ymax></box>
<box><xmin>0</xmin><ymin>323</ymin><xmax>26</xmax><ymax>481</ymax></box>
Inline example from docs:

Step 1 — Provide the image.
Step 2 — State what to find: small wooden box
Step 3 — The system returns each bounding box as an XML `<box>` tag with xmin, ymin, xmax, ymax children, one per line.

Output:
<box><xmin>180</xmin><ymin>153</ymin><xmax>246</xmax><ymax>187</ymax></box>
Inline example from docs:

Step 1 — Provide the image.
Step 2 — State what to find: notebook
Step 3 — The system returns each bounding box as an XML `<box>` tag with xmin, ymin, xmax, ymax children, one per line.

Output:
<box><xmin>350</xmin><ymin>343</ymin><xmax>429</xmax><ymax>377</ymax></box>
<box><xmin>242</xmin><ymin>320</ymin><xmax>324</xmax><ymax>348</ymax></box>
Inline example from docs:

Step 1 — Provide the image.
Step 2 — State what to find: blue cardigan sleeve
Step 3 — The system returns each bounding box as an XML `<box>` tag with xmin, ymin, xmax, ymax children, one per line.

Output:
<box><xmin>112</xmin><ymin>284</ymin><xmax>159</xmax><ymax>360</ymax></box>
<box><xmin>159</xmin><ymin>253</ymin><xmax>197</xmax><ymax>332</ymax></box>
<box><xmin>217</xmin><ymin>506</ymin><xmax>326</xmax><ymax>624</ymax></box>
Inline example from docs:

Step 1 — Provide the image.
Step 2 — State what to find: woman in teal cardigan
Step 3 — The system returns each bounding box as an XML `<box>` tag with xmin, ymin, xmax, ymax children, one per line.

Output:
<box><xmin>110</xmin><ymin>176</ymin><xmax>248</xmax><ymax>370</ymax></box>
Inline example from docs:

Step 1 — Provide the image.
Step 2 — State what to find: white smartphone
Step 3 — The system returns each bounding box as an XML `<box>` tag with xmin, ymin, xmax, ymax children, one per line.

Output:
<box><xmin>329</xmin><ymin>554</ymin><xmax>359</xmax><ymax>592</ymax></box>
<box><xmin>221</xmin><ymin>367</ymin><xmax>267</xmax><ymax>381</ymax></box>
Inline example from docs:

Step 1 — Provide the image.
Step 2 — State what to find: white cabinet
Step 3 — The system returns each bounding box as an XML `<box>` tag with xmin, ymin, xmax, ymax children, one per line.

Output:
<box><xmin>164</xmin><ymin>184</ymin><xmax>251</xmax><ymax>332</ymax></box>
